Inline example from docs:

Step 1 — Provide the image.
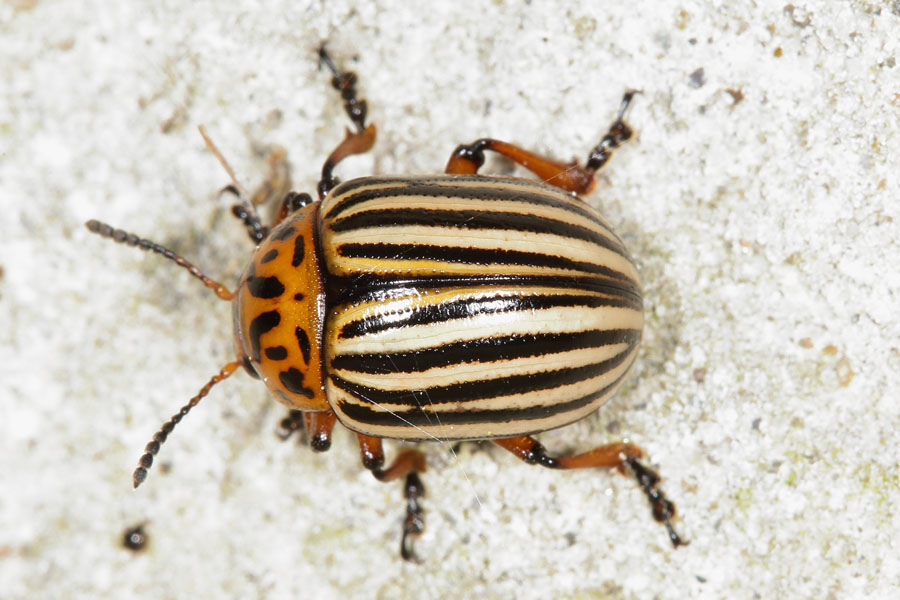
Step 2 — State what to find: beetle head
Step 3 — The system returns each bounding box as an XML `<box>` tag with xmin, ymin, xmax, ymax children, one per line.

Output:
<box><xmin>232</xmin><ymin>202</ymin><xmax>329</xmax><ymax>411</ymax></box>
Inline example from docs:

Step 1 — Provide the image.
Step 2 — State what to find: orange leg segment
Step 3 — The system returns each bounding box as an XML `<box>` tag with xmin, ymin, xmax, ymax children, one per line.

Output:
<box><xmin>446</xmin><ymin>139</ymin><xmax>597</xmax><ymax>194</ymax></box>
<box><xmin>218</xmin><ymin>45</ymin><xmax>377</xmax><ymax>243</ymax></box>
<box><xmin>277</xmin><ymin>409</ymin><xmax>337</xmax><ymax>452</ymax></box>
<box><xmin>316</xmin><ymin>45</ymin><xmax>378</xmax><ymax>199</ymax></box>
<box><xmin>356</xmin><ymin>434</ymin><xmax>428</xmax><ymax>562</ymax></box>
<box><xmin>494</xmin><ymin>435</ymin><xmax>687</xmax><ymax>548</ymax></box>
<box><xmin>445</xmin><ymin>90</ymin><xmax>641</xmax><ymax>195</ymax></box>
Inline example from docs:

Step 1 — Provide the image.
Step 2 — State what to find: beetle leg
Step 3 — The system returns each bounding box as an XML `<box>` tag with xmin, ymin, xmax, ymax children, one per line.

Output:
<box><xmin>273</xmin><ymin>192</ymin><xmax>315</xmax><ymax>227</ymax></box>
<box><xmin>276</xmin><ymin>410</ymin><xmax>336</xmax><ymax>452</ymax></box>
<box><xmin>494</xmin><ymin>435</ymin><xmax>687</xmax><ymax>548</ymax></box>
<box><xmin>276</xmin><ymin>410</ymin><xmax>306</xmax><ymax>441</ymax></box>
<box><xmin>227</xmin><ymin>191</ymin><xmax>270</xmax><ymax>244</ymax></box>
<box><xmin>234</xmin><ymin>189</ymin><xmax>315</xmax><ymax>246</ymax></box>
<box><xmin>445</xmin><ymin>90</ymin><xmax>640</xmax><ymax>195</ymax></box>
<box><xmin>400</xmin><ymin>472</ymin><xmax>426</xmax><ymax>562</ymax></box>
<box><xmin>198</xmin><ymin>126</ymin><xmax>296</xmax><ymax>243</ymax></box>
<box><xmin>316</xmin><ymin>45</ymin><xmax>378</xmax><ymax>199</ymax></box>
<box><xmin>305</xmin><ymin>410</ymin><xmax>337</xmax><ymax>452</ymax></box>
<box><xmin>356</xmin><ymin>434</ymin><xmax>428</xmax><ymax>562</ymax></box>
<box><xmin>239</xmin><ymin>144</ymin><xmax>299</xmax><ymax>235</ymax></box>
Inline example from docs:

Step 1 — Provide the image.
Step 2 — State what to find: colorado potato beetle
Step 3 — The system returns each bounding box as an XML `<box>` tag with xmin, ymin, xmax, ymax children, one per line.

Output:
<box><xmin>87</xmin><ymin>46</ymin><xmax>685</xmax><ymax>560</ymax></box>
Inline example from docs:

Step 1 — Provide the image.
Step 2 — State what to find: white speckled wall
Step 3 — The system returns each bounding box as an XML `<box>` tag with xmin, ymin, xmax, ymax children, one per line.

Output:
<box><xmin>2</xmin><ymin>1</ymin><xmax>898</xmax><ymax>598</ymax></box>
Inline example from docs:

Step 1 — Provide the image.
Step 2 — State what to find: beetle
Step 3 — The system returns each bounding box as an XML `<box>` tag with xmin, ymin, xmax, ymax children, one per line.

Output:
<box><xmin>87</xmin><ymin>46</ymin><xmax>685</xmax><ymax>560</ymax></box>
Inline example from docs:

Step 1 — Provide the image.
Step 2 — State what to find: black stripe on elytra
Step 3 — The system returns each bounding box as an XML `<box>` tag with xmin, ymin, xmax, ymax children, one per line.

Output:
<box><xmin>330</xmin><ymin>343</ymin><xmax>634</xmax><ymax>407</ymax></box>
<box><xmin>292</xmin><ymin>235</ymin><xmax>305</xmax><ymax>267</ymax></box>
<box><xmin>331</xmin><ymin>329</ymin><xmax>641</xmax><ymax>374</ymax></box>
<box><xmin>328</xmin><ymin>273</ymin><xmax>640</xmax><ymax>309</ymax></box>
<box><xmin>327</xmin><ymin>176</ymin><xmax>415</xmax><ymax>198</ymax></box>
<box><xmin>330</xmin><ymin>207</ymin><xmax>623</xmax><ymax>256</ymax></box>
<box><xmin>330</xmin><ymin>175</ymin><xmax>536</xmax><ymax>198</ymax></box>
<box><xmin>248</xmin><ymin>310</ymin><xmax>280</xmax><ymax>362</ymax></box>
<box><xmin>324</xmin><ymin>178</ymin><xmax>622</xmax><ymax>245</ymax></box>
<box><xmin>279</xmin><ymin>367</ymin><xmax>314</xmax><ymax>398</ymax></box>
<box><xmin>334</xmin><ymin>353</ymin><xmax>637</xmax><ymax>434</ymax></box>
<box><xmin>338</xmin><ymin>292</ymin><xmax>639</xmax><ymax>339</ymax></box>
<box><xmin>260</xmin><ymin>249</ymin><xmax>279</xmax><ymax>263</ymax></box>
<box><xmin>295</xmin><ymin>327</ymin><xmax>311</xmax><ymax>364</ymax></box>
<box><xmin>246</xmin><ymin>275</ymin><xmax>285</xmax><ymax>299</ymax></box>
<box><xmin>272</xmin><ymin>225</ymin><xmax>296</xmax><ymax>242</ymax></box>
<box><xmin>265</xmin><ymin>346</ymin><xmax>288</xmax><ymax>361</ymax></box>
<box><xmin>337</xmin><ymin>242</ymin><xmax>628</xmax><ymax>277</ymax></box>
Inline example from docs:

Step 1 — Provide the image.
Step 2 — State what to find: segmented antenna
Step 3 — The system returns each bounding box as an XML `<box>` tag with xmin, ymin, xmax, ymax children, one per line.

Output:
<box><xmin>85</xmin><ymin>219</ymin><xmax>242</xmax><ymax>486</ymax></box>
<box><xmin>197</xmin><ymin>124</ymin><xmax>247</xmax><ymax>198</ymax></box>
<box><xmin>84</xmin><ymin>220</ymin><xmax>234</xmax><ymax>301</ymax></box>
<box><xmin>132</xmin><ymin>361</ymin><xmax>241</xmax><ymax>487</ymax></box>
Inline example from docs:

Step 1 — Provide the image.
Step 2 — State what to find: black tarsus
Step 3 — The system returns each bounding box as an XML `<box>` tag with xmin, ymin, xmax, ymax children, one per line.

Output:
<box><xmin>400</xmin><ymin>472</ymin><xmax>426</xmax><ymax>563</ymax></box>
<box><xmin>585</xmin><ymin>89</ymin><xmax>642</xmax><ymax>173</ymax></box>
<box><xmin>626</xmin><ymin>457</ymin><xmax>688</xmax><ymax>548</ymax></box>
<box><xmin>318</xmin><ymin>44</ymin><xmax>368</xmax><ymax>134</ymax></box>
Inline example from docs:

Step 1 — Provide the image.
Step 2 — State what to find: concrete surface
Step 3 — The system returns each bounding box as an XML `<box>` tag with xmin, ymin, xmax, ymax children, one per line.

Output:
<box><xmin>2</xmin><ymin>1</ymin><xmax>898</xmax><ymax>598</ymax></box>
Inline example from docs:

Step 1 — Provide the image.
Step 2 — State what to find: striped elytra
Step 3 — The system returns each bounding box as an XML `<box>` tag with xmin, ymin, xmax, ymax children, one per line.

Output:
<box><xmin>233</xmin><ymin>174</ymin><xmax>643</xmax><ymax>441</ymax></box>
<box><xmin>87</xmin><ymin>48</ymin><xmax>685</xmax><ymax>554</ymax></box>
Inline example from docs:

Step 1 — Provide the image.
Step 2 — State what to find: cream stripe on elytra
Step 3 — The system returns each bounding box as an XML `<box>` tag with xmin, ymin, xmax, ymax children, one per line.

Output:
<box><xmin>319</xmin><ymin>175</ymin><xmax>643</xmax><ymax>441</ymax></box>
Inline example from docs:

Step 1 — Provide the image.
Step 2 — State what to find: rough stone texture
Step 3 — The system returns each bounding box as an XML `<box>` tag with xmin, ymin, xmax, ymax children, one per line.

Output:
<box><xmin>2</xmin><ymin>1</ymin><xmax>898</xmax><ymax>598</ymax></box>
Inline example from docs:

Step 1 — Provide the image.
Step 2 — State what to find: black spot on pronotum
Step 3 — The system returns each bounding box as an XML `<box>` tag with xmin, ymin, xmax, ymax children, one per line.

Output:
<box><xmin>294</xmin><ymin>292</ymin><xmax>305</xmax><ymax>301</ymax></box>
<box><xmin>273</xmin><ymin>225</ymin><xmax>296</xmax><ymax>242</ymax></box>
<box><xmin>295</xmin><ymin>327</ymin><xmax>311</xmax><ymax>364</ymax></box>
<box><xmin>265</xmin><ymin>346</ymin><xmax>288</xmax><ymax>360</ymax></box>
<box><xmin>249</xmin><ymin>310</ymin><xmax>280</xmax><ymax>361</ymax></box>
<box><xmin>247</xmin><ymin>275</ymin><xmax>286</xmax><ymax>299</ymax></box>
<box><xmin>292</xmin><ymin>235</ymin><xmax>305</xmax><ymax>267</ymax></box>
<box><xmin>280</xmin><ymin>367</ymin><xmax>314</xmax><ymax>398</ymax></box>
<box><xmin>260</xmin><ymin>249</ymin><xmax>279</xmax><ymax>263</ymax></box>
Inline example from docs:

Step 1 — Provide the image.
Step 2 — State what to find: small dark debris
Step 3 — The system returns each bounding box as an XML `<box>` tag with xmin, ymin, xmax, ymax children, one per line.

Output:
<box><xmin>693</xmin><ymin>367</ymin><xmax>707</xmax><ymax>384</ymax></box>
<box><xmin>725</xmin><ymin>88</ymin><xmax>745</xmax><ymax>105</ymax></box>
<box><xmin>689</xmin><ymin>68</ymin><xmax>706</xmax><ymax>88</ymax></box>
<box><xmin>696</xmin><ymin>575</ymin><xmax>708</xmax><ymax>583</ymax></box>
<box><xmin>751</xmin><ymin>417</ymin><xmax>761</xmax><ymax>431</ymax></box>
<box><xmin>122</xmin><ymin>524</ymin><xmax>148</xmax><ymax>552</ymax></box>
<box><xmin>276</xmin><ymin>410</ymin><xmax>307</xmax><ymax>443</ymax></box>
